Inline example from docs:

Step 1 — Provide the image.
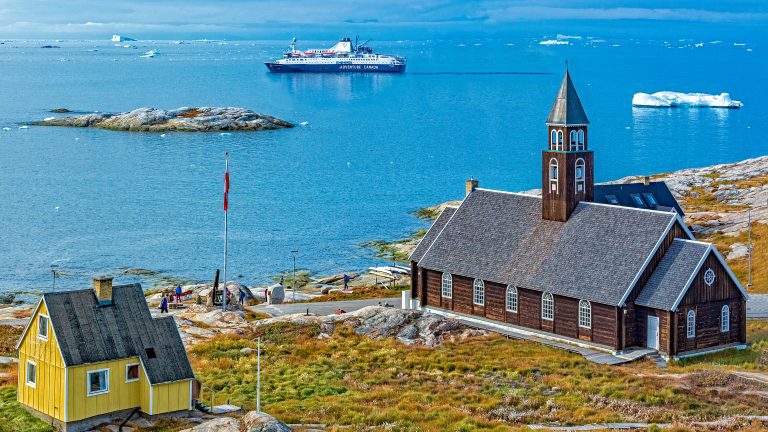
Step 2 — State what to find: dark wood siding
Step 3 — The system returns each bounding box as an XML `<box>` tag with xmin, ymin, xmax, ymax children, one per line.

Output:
<box><xmin>636</xmin><ymin>307</ymin><xmax>672</xmax><ymax>354</ymax></box>
<box><xmin>623</xmin><ymin>220</ymin><xmax>688</xmax><ymax>350</ymax></box>
<box><xmin>541</xmin><ymin>150</ymin><xmax>594</xmax><ymax>222</ymax></box>
<box><xmin>419</xmin><ymin>268</ymin><xmax>620</xmax><ymax>349</ymax></box>
<box><xmin>672</xmin><ymin>251</ymin><xmax>746</xmax><ymax>355</ymax></box>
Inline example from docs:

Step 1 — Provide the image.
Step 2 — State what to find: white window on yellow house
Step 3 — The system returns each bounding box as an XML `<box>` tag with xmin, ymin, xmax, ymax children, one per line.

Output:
<box><xmin>126</xmin><ymin>364</ymin><xmax>140</xmax><ymax>382</ymax></box>
<box><xmin>25</xmin><ymin>361</ymin><xmax>36</xmax><ymax>387</ymax></box>
<box><xmin>87</xmin><ymin>368</ymin><xmax>109</xmax><ymax>396</ymax></box>
<box><xmin>37</xmin><ymin>315</ymin><xmax>49</xmax><ymax>340</ymax></box>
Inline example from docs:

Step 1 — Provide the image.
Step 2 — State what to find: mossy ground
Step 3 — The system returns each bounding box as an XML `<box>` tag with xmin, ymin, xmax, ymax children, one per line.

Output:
<box><xmin>304</xmin><ymin>285</ymin><xmax>408</xmax><ymax>303</ymax></box>
<box><xmin>189</xmin><ymin>320</ymin><xmax>768</xmax><ymax>431</ymax></box>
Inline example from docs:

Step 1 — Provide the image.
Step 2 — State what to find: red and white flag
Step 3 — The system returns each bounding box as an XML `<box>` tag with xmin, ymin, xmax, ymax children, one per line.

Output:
<box><xmin>224</xmin><ymin>160</ymin><xmax>230</xmax><ymax>212</ymax></box>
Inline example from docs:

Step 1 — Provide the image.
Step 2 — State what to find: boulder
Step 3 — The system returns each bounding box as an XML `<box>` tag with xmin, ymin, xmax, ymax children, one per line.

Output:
<box><xmin>268</xmin><ymin>285</ymin><xmax>285</xmax><ymax>304</ymax></box>
<box><xmin>242</xmin><ymin>411</ymin><xmax>292</xmax><ymax>432</ymax></box>
<box><xmin>49</xmin><ymin>107</ymin><xmax>71</xmax><ymax>113</ymax></box>
<box><xmin>34</xmin><ymin>107</ymin><xmax>294</xmax><ymax>132</ymax></box>
<box><xmin>180</xmin><ymin>417</ymin><xmax>240</xmax><ymax>432</ymax></box>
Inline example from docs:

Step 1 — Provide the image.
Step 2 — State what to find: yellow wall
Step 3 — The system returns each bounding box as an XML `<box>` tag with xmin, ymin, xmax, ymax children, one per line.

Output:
<box><xmin>66</xmin><ymin>357</ymin><xmax>143</xmax><ymax>422</ymax></box>
<box><xmin>152</xmin><ymin>379</ymin><xmax>192</xmax><ymax>414</ymax></box>
<box><xmin>18</xmin><ymin>299</ymin><xmax>192</xmax><ymax>423</ymax></box>
<box><xmin>17</xmin><ymin>300</ymin><xmax>66</xmax><ymax>421</ymax></box>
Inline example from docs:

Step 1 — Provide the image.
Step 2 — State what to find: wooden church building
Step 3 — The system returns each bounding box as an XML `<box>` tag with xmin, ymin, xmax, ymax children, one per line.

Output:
<box><xmin>410</xmin><ymin>71</ymin><xmax>748</xmax><ymax>359</ymax></box>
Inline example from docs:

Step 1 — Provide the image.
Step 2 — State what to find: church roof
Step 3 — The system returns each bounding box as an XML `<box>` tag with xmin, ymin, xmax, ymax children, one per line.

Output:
<box><xmin>41</xmin><ymin>284</ymin><xmax>194</xmax><ymax>384</ymax></box>
<box><xmin>414</xmin><ymin>189</ymin><xmax>680</xmax><ymax>306</ymax></box>
<box><xmin>546</xmin><ymin>70</ymin><xmax>590</xmax><ymax>125</ymax></box>
<box><xmin>594</xmin><ymin>181</ymin><xmax>685</xmax><ymax>216</ymax></box>
<box><xmin>634</xmin><ymin>239</ymin><xmax>710</xmax><ymax>311</ymax></box>
<box><xmin>410</xmin><ymin>206</ymin><xmax>457</xmax><ymax>263</ymax></box>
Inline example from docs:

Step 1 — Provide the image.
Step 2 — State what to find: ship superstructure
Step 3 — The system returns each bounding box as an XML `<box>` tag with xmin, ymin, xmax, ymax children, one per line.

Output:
<box><xmin>265</xmin><ymin>37</ymin><xmax>406</xmax><ymax>73</ymax></box>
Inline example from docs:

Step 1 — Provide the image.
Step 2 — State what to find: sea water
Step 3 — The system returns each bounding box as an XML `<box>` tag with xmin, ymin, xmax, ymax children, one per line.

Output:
<box><xmin>0</xmin><ymin>37</ymin><xmax>765</xmax><ymax>292</ymax></box>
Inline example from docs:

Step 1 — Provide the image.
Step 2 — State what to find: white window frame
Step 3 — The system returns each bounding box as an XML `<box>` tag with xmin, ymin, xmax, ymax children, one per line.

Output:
<box><xmin>686</xmin><ymin>310</ymin><xmax>696</xmax><ymax>339</ymax></box>
<box><xmin>550</xmin><ymin>130</ymin><xmax>557</xmax><ymax>148</ymax></box>
<box><xmin>578</xmin><ymin>129</ymin><xmax>585</xmax><ymax>150</ymax></box>
<box><xmin>549</xmin><ymin>158</ymin><xmax>559</xmax><ymax>192</ymax></box>
<box><xmin>37</xmin><ymin>314</ymin><xmax>49</xmax><ymax>341</ymax></box>
<box><xmin>556</xmin><ymin>130</ymin><xmax>564</xmax><ymax>150</ymax></box>
<box><xmin>506</xmin><ymin>286</ymin><xmax>518</xmax><ymax>313</ymax></box>
<box><xmin>721</xmin><ymin>305</ymin><xmax>730</xmax><ymax>332</ymax></box>
<box><xmin>578</xmin><ymin>300</ymin><xmax>591</xmax><ymax>328</ymax></box>
<box><xmin>569</xmin><ymin>130</ymin><xmax>577</xmax><ymax>150</ymax></box>
<box><xmin>575</xmin><ymin>158</ymin><xmax>586</xmax><ymax>194</ymax></box>
<box><xmin>542</xmin><ymin>293</ymin><xmax>554</xmax><ymax>321</ymax></box>
<box><xmin>25</xmin><ymin>360</ymin><xmax>36</xmax><ymax>388</ymax></box>
<box><xmin>441</xmin><ymin>273</ymin><xmax>453</xmax><ymax>299</ymax></box>
<box><xmin>87</xmin><ymin>368</ymin><xmax>110</xmax><ymax>396</ymax></box>
<box><xmin>473</xmin><ymin>279</ymin><xmax>485</xmax><ymax>306</ymax></box>
<box><xmin>125</xmin><ymin>363</ymin><xmax>140</xmax><ymax>383</ymax></box>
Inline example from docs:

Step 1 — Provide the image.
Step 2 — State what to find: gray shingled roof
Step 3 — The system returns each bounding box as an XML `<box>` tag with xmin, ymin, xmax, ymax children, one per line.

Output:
<box><xmin>410</xmin><ymin>206</ymin><xmax>457</xmax><ymax>263</ymax></box>
<box><xmin>417</xmin><ymin>189</ymin><xmax>678</xmax><ymax>306</ymax></box>
<box><xmin>635</xmin><ymin>239</ymin><xmax>710</xmax><ymax>311</ymax></box>
<box><xmin>595</xmin><ymin>182</ymin><xmax>685</xmax><ymax>216</ymax></box>
<box><xmin>546</xmin><ymin>70</ymin><xmax>590</xmax><ymax>125</ymax></box>
<box><xmin>43</xmin><ymin>284</ymin><xmax>194</xmax><ymax>384</ymax></box>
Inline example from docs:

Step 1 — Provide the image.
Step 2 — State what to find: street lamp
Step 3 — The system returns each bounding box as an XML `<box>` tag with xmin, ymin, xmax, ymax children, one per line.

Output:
<box><xmin>291</xmin><ymin>250</ymin><xmax>298</xmax><ymax>302</ymax></box>
<box><xmin>51</xmin><ymin>265</ymin><xmax>59</xmax><ymax>291</ymax></box>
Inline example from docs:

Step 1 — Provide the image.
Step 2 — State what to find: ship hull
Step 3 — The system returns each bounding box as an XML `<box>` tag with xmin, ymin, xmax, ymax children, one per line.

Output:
<box><xmin>265</xmin><ymin>62</ymin><xmax>405</xmax><ymax>73</ymax></box>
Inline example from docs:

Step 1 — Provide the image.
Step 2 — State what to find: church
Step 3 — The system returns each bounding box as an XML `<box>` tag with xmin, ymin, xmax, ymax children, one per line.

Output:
<box><xmin>409</xmin><ymin>71</ymin><xmax>748</xmax><ymax>359</ymax></box>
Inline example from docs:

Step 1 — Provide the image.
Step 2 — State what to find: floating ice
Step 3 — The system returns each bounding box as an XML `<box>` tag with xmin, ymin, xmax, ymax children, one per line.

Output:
<box><xmin>299</xmin><ymin>121</ymin><xmax>309</xmax><ymax>126</ymax></box>
<box><xmin>539</xmin><ymin>40</ymin><xmax>570</xmax><ymax>46</ymax></box>
<box><xmin>2</xmin><ymin>127</ymin><xmax>10</xmax><ymax>131</ymax></box>
<box><xmin>19</xmin><ymin>125</ymin><xmax>29</xmax><ymax>129</ymax></box>
<box><xmin>140</xmin><ymin>49</ymin><xmax>158</xmax><ymax>58</ymax></box>
<box><xmin>556</xmin><ymin>34</ymin><xmax>582</xmax><ymax>40</ymax></box>
<box><xmin>220</xmin><ymin>132</ymin><xmax>232</xmax><ymax>136</ymax></box>
<box><xmin>632</xmin><ymin>91</ymin><xmax>743</xmax><ymax>108</ymax></box>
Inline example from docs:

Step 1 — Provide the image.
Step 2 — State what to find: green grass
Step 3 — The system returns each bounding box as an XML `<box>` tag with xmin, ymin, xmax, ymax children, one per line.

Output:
<box><xmin>305</xmin><ymin>285</ymin><xmax>408</xmax><ymax>303</ymax></box>
<box><xmin>0</xmin><ymin>387</ymin><xmax>53</xmax><ymax>432</ymax></box>
<box><xmin>189</xmin><ymin>321</ymin><xmax>768</xmax><ymax>431</ymax></box>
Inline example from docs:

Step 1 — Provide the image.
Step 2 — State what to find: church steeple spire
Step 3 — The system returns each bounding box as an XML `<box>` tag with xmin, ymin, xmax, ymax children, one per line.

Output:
<box><xmin>541</xmin><ymin>69</ymin><xmax>594</xmax><ymax>222</ymax></box>
<box><xmin>546</xmin><ymin>69</ymin><xmax>590</xmax><ymax>127</ymax></box>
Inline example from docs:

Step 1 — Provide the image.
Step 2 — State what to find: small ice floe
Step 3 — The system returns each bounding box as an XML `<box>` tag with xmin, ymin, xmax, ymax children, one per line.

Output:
<box><xmin>54</xmin><ymin>206</ymin><xmax>59</xmax><ymax>211</ymax></box>
<box><xmin>18</xmin><ymin>125</ymin><xmax>29</xmax><ymax>129</ymax></box>
<box><xmin>220</xmin><ymin>132</ymin><xmax>232</xmax><ymax>136</ymax></box>
<box><xmin>2</xmin><ymin>127</ymin><xmax>10</xmax><ymax>131</ymax></box>
<box><xmin>123</xmin><ymin>44</ymin><xmax>137</xmax><ymax>49</ymax></box>
<box><xmin>299</xmin><ymin>121</ymin><xmax>309</xmax><ymax>126</ymax></box>
<box><xmin>44</xmin><ymin>117</ymin><xmax>55</xmax><ymax>121</ymax></box>
<box><xmin>539</xmin><ymin>39</ymin><xmax>570</xmax><ymax>46</ymax></box>
<box><xmin>160</xmin><ymin>133</ymin><xmax>166</xmax><ymax>137</ymax></box>
<box><xmin>694</xmin><ymin>43</ymin><xmax>704</xmax><ymax>48</ymax></box>
<box><xmin>747</xmin><ymin>49</ymin><xmax>753</xmax><ymax>52</ymax></box>
<box><xmin>556</xmin><ymin>34</ymin><xmax>582</xmax><ymax>40</ymax></box>
<box><xmin>632</xmin><ymin>91</ymin><xmax>742</xmax><ymax>108</ymax></box>
<box><xmin>140</xmin><ymin>49</ymin><xmax>158</xmax><ymax>58</ymax></box>
<box><xmin>457</xmin><ymin>43</ymin><xmax>466</xmax><ymax>47</ymax></box>
<box><xmin>734</xmin><ymin>43</ymin><xmax>746</xmax><ymax>46</ymax></box>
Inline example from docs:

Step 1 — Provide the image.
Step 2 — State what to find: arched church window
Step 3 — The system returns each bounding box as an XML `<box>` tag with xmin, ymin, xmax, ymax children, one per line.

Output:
<box><xmin>557</xmin><ymin>130</ymin><xmax>564</xmax><ymax>150</ymax></box>
<box><xmin>549</xmin><ymin>158</ymin><xmax>558</xmax><ymax>193</ymax></box>
<box><xmin>575</xmin><ymin>158</ymin><xmax>585</xmax><ymax>193</ymax></box>
<box><xmin>569</xmin><ymin>130</ymin><xmax>577</xmax><ymax>150</ymax></box>
<box><xmin>578</xmin><ymin>129</ymin><xmax>585</xmax><ymax>150</ymax></box>
<box><xmin>551</xmin><ymin>130</ymin><xmax>557</xmax><ymax>148</ymax></box>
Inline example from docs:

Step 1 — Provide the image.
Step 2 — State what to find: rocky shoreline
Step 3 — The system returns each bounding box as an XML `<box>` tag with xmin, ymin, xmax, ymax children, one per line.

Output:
<box><xmin>33</xmin><ymin>106</ymin><xmax>294</xmax><ymax>132</ymax></box>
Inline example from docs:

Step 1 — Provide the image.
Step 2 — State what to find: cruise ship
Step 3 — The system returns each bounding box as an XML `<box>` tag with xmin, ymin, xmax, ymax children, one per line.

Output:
<box><xmin>265</xmin><ymin>38</ymin><xmax>406</xmax><ymax>73</ymax></box>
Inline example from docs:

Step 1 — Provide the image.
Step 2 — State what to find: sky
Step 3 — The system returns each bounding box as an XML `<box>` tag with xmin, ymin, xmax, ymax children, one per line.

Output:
<box><xmin>1</xmin><ymin>0</ymin><xmax>766</xmax><ymax>40</ymax></box>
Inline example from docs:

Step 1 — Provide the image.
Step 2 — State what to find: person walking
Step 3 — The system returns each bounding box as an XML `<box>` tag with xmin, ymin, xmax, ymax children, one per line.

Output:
<box><xmin>343</xmin><ymin>274</ymin><xmax>350</xmax><ymax>291</ymax></box>
<box><xmin>175</xmin><ymin>285</ymin><xmax>183</xmax><ymax>305</ymax></box>
<box><xmin>238</xmin><ymin>288</ymin><xmax>245</xmax><ymax>305</ymax></box>
<box><xmin>160</xmin><ymin>295</ymin><xmax>169</xmax><ymax>313</ymax></box>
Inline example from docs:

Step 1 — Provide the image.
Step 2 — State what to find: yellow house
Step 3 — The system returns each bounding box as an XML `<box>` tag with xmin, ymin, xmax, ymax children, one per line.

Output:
<box><xmin>16</xmin><ymin>276</ymin><xmax>195</xmax><ymax>432</ymax></box>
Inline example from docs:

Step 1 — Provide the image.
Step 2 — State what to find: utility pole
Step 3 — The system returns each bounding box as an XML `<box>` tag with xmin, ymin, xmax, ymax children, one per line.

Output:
<box><xmin>291</xmin><ymin>250</ymin><xmax>298</xmax><ymax>302</ymax></box>
<box><xmin>748</xmin><ymin>206</ymin><xmax>752</xmax><ymax>290</ymax></box>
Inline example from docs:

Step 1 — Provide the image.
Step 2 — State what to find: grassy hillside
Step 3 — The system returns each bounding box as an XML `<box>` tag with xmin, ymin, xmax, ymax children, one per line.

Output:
<box><xmin>190</xmin><ymin>320</ymin><xmax>768</xmax><ymax>431</ymax></box>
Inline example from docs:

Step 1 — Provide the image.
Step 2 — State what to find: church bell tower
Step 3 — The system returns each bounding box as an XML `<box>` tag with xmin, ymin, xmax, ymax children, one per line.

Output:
<box><xmin>542</xmin><ymin>69</ymin><xmax>594</xmax><ymax>222</ymax></box>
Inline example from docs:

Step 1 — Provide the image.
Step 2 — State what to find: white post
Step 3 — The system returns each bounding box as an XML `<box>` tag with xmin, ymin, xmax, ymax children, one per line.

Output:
<box><xmin>401</xmin><ymin>290</ymin><xmax>409</xmax><ymax>310</ymax></box>
<box><xmin>256</xmin><ymin>335</ymin><xmax>261</xmax><ymax>413</ymax></box>
<box><xmin>223</xmin><ymin>153</ymin><xmax>229</xmax><ymax>312</ymax></box>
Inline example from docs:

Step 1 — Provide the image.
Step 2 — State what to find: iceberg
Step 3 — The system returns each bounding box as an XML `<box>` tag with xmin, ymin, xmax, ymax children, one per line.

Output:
<box><xmin>632</xmin><ymin>92</ymin><xmax>742</xmax><ymax>108</ymax></box>
<box><xmin>539</xmin><ymin>39</ymin><xmax>570</xmax><ymax>46</ymax></box>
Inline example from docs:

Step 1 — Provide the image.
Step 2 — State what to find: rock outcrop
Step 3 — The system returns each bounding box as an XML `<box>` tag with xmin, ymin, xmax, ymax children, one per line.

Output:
<box><xmin>34</xmin><ymin>107</ymin><xmax>293</xmax><ymax>132</ymax></box>
<box><xmin>180</xmin><ymin>411</ymin><xmax>291</xmax><ymax>432</ymax></box>
<box><xmin>252</xmin><ymin>306</ymin><xmax>486</xmax><ymax>347</ymax></box>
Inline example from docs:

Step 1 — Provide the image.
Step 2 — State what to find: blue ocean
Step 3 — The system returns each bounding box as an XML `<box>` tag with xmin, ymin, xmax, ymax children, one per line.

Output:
<box><xmin>0</xmin><ymin>36</ymin><xmax>765</xmax><ymax>293</ymax></box>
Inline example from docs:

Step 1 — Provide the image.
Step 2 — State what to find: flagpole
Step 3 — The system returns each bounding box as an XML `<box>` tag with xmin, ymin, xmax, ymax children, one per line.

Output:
<box><xmin>223</xmin><ymin>152</ymin><xmax>229</xmax><ymax>312</ymax></box>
